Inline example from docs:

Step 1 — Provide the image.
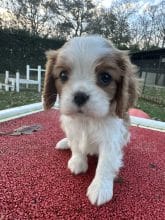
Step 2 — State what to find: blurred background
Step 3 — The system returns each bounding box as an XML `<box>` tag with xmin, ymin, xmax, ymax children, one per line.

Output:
<box><xmin>0</xmin><ymin>0</ymin><xmax>164</xmax><ymax>121</ymax></box>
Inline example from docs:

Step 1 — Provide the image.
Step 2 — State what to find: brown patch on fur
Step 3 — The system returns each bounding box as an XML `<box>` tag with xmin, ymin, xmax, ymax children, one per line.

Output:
<box><xmin>54</xmin><ymin>55</ymin><xmax>72</xmax><ymax>96</ymax></box>
<box><xmin>96</xmin><ymin>56</ymin><xmax>122</xmax><ymax>81</ymax></box>
<box><xmin>95</xmin><ymin>55</ymin><xmax>122</xmax><ymax>103</ymax></box>
<box><xmin>95</xmin><ymin>51</ymin><xmax>138</xmax><ymax>119</ymax></box>
<box><xmin>114</xmin><ymin>51</ymin><xmax>138</xmax><ymax>118</ymax></box>
<box><xmin>43</xmin><ymin>50</ymin><xmax>58</xmax><ymax>110</ymax></box>
<box><xmin>43</xmin><ymin>50</ymin><xmax>72</xmax><ymax>109</ymax></box>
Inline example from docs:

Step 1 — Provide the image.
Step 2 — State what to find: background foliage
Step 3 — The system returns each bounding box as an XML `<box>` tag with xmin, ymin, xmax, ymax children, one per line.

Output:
<box><xmin>0</xmin><ymin>28</ymin><xmax>65</xmax><ymax>73</ymax></box>
<box><xmin>0</xmin><ymin>0</ymin><xmax>164</xmax><ymax>49</ymax></box>
<box><xmin>0</xmin><ymin>0</ymin><xmax>164</xmax><ymax>121</ymax></box>
<box><xmin>0</xmin><ymin>0</ymin><xmax>164</xmax><ymax>73</ymax></box>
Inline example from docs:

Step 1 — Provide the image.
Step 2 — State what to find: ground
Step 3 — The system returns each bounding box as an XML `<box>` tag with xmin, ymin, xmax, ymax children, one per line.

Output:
<box><xmin>0</xmin><ymin>110</ymin><xmax>164</xmax><ymax>219</ymax></box>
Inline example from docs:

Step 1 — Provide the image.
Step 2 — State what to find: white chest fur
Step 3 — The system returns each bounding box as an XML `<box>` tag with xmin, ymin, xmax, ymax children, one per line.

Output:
<box><xmin>60</xmin><ymin>114</ymin><xmax>129</xmax><ymax>155</ymax></box>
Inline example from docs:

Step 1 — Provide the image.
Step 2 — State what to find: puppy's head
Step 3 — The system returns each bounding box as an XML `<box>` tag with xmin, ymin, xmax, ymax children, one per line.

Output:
<box><xmin>43</xmin><ymin>36</ymin><xmax>138</xmax><ymax>118</ymax></box>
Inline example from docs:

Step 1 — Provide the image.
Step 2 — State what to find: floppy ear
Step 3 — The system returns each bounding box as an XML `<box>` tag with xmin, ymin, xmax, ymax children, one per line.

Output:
<box><xmin>115</xmin><ymin>52</ymin><xmax>138</xmax><ymax>118</ymax></box>
<box><xmin>43</xmin><ymin>50</ymin><xmax>57</xmax><ymax>110</ymax></box>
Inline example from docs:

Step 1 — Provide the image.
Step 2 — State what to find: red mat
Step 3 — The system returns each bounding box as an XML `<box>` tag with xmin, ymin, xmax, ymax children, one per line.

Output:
<box><xmin>0</xmin><ymin>110</ymin><xmax>164</xmax><ymax>220</ymax></box>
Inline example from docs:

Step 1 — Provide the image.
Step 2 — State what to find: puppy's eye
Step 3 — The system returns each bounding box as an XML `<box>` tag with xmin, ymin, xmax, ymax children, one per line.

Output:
<box><xmin>59</xmin><ymin>71</ymin><xmax>68</xmax><ymax>82</ymax></box>
<box><xmin>97</xmin><ymin>72</ymin><xmax>112</xmax><ymax>86</ymax></box>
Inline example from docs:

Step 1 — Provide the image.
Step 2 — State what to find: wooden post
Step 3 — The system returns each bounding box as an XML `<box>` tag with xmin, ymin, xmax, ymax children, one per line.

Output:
<box><xmin>142</xmin><ymin>71</ymin><xmax>147</xmax><ymax>93</ymax></box>
<box><xmin>38</xmin><ymin>65</ymin><xmax>41</xmax><ymax>93</ymax></box>
<box><xmin>26</xmin><ymin>65</ymin><xmax>30</xmax><ymax>88</ymax></box>
<box><xmin>16</xmin><ymin>72</ymin><xmax>20</xmax><ymax>92</ymax></box>
<box><xmin>5</xmin><ymin>71</ymin><xmax>9</xmax><ymax>91</ymax></box>
<box><xmin>11</xmin><ymin>79</ymin><xmax>15</xmax><ymax>91</ymax></box>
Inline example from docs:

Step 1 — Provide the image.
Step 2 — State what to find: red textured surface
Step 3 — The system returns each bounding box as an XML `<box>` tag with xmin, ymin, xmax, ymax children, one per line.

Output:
<box><xmin>0</xmin><ymin>109</ymin><xmax>165</xmax><ymax>220</ymax></box>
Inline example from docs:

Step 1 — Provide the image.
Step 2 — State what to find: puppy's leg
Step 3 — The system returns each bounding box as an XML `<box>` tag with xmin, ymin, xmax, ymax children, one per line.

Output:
<box><xmin>87</xmin><ymin>144</ymin><xmax>122</xmax><ymax>206</ymax></box>
<box><xmin>68</xmin><ymin>140</ymin><xmax>88</xmax><ymax>175</ymax></box>
<box><xmin>55</xmin><ymin>138</ymin><xmax>70</xmax><ymax>150</ymax></box>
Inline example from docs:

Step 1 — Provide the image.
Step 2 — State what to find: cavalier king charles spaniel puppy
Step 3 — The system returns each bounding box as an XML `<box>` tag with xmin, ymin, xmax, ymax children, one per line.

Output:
<box><xmin>43</xmin><ymin>35</ymin><xmax>138</xmax><ymax>206</ymax></box>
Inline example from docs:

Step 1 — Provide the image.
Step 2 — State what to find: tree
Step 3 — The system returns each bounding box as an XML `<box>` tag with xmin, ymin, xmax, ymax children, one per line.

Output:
<box><xmin>1</xmin><ymin>0</ymin><xmax>60</xmax><ymax>36</ymax></box>
<box><xmin>86</xmin><ymin>7</ymin><xmax>131</xmax><ymax>48</ymax></box>
<box><xmin>154</xmin><ymin>0</ymin><xmax>165</xmax><ymax>48</ymax></box>
<box><xmin>129</xmin><ymin>0</ymin><xmax>165</xmax><ymax>49</ymax></box>
<box><xmin>57</xmin><ymin>0</ymin><xmax>96</xmax><ymax>37</ymax></box>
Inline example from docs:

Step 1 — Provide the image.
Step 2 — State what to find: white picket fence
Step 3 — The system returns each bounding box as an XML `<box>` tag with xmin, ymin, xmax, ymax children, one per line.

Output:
<box><xmin>0</xmin><ymin>70</ymin><xmax>15</xmax><ymax>91</ymax></box>
<box><xmin>0</xmin><ymin>65</ymin><xmax>45</xmax><ymax>92</ymax></box>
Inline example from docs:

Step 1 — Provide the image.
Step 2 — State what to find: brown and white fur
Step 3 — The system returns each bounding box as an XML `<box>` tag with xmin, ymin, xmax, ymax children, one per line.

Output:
<box><xmin>43</xmin><ymin>35</ymin><xmax>138</xmax><ymax>206</ymax></box>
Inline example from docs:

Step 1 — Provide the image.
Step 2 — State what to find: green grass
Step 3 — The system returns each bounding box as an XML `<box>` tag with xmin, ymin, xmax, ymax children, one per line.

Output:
<box><xmin>0</xmin><ymin>89</ymin><xmax>41</xmax><ymax>110</ymax></box>
<box><xmin>0</xmin><ymin>73</ymin><xmax>43</xmax><ymax>110</ymax></box>
<box><xmin>136</xmin><ymin>98</ymin><xmax>165</xmax><ymax>121</ymax></box>
<box><xmin>142</xmin><ymin>86</ymin><xmax>165</xmax><ymax>98</ymax></box>
<box><xmin>137</xmin><ymin>85</ymin><xmax>165</xmax><ymax>121</ymax></box>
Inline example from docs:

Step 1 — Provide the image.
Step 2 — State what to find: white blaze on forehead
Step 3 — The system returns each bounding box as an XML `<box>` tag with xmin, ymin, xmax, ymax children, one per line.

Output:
<box><xmin>59</xmin><ymin>36</ymin><xmax>114</xmax><ymax>73</ymax></box>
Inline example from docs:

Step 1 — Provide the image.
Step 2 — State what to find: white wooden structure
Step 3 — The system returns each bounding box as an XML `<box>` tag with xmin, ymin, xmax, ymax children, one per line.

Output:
<box><xmin>0</xmin><ymin>65</ymin><xmax>45</xmax><ymax>92</ymax></box>
<box><xmin>25</xmin><ymin>65</ymin><xmax>45</xmax><ymax>92</ymax></box>
<box><xmin>0</xmin><ymin>71</ymin><xmax>15</xmax><ymax>91</ymax></box>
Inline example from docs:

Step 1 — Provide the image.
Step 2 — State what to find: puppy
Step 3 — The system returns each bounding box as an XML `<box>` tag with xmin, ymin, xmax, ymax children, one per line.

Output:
<box><xmin>43</xmin><ymin>35</ymin><xmax>138</xmax><ymax>206</ymax></box>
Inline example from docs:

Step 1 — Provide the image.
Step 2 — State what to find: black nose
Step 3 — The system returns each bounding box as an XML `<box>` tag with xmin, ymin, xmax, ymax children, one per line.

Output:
<box><xmin>73</xmin><ymin>92</ymin><xmax>89</xmax><ymax>107</ymax></box>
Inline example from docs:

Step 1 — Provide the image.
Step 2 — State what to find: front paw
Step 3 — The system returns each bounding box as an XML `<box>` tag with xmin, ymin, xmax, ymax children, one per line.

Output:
<box><xmin>55</xmin><ymin>138</ymin><xmax>69</xmax><ymax>150</ymax></box>
<box><xmin>87</xmin><ymin>177</ymin><xmax>113</xmax><ymax>206</ymax></box>
<box><xmin>68</xmin><ymin>155</ymin><xmax>88</xmax><ymax>175</ymax></box>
